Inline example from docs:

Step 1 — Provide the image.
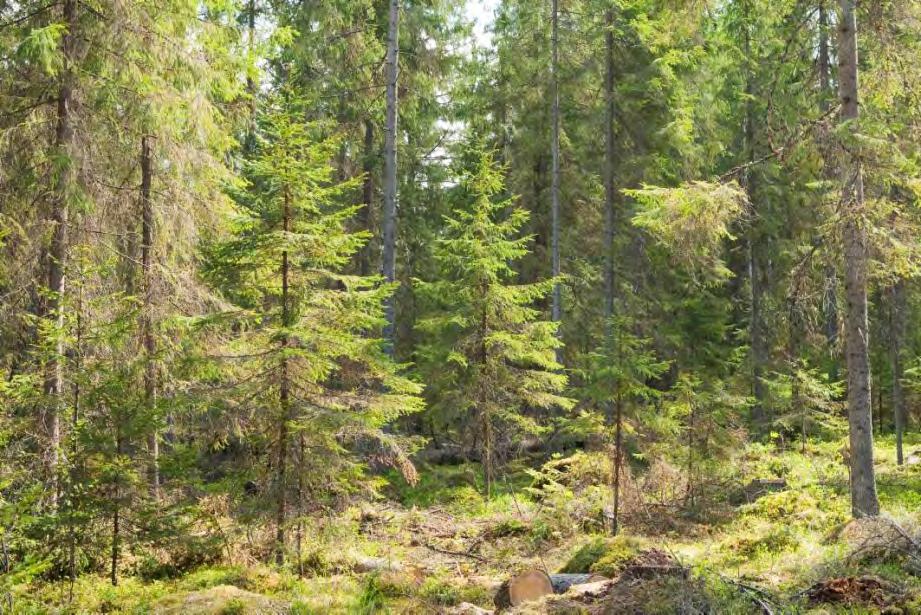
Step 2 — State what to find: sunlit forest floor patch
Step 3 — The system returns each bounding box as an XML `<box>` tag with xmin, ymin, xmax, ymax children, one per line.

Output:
<box><xmin>13</xmin><ymin>435</ymin><xmax>921</xmax><ymax>613</ymax></box>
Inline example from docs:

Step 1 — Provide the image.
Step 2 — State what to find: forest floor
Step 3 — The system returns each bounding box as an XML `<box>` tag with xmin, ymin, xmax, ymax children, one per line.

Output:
<box><xmin>19</xmin><ymin>434</ymin><xmax>921</xmax><ymax>614</ymax></box>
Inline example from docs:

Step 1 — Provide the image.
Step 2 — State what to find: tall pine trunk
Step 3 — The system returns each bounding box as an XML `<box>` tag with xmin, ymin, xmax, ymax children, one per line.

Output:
<box><xmin>140</xmin><ymin>136</ymin><xmax>159</xmax><ymax>499</ymax></box>
<box><xmin>44</xmin><ymin>0</ymin><xmax>79</xmax><ymax>507</ymax></box>
<box><xmin>889</xmin><ymin>281</ymin><xmax>905</xmax><ymax>466</ymax></box>
<box><xmin>837</xmin><ymin>0</ymin><xmax>879</xmax><ymax>518</ymax></box>
<box><xmin>381</xmin><ymin>0</ymin><xmax>400</xmax><ymax>353</ymax></box>
<box><xmin>550</xmin><ymin>0</ymin><xmax>562</xmax><ymax>331</ymax></box>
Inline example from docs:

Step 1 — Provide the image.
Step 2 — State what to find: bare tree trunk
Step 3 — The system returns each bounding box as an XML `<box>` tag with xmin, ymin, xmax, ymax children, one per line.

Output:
<box><xmin>890</xmin><ymin>280</ymin><xmax>905</xmax><ymax>465</ymax></box>
<box><xmin>359</xmin><ymin>119</ymin><xmax>375</xmax><ymax>277</ymax></box>
<box><xmin>611</xmin><ymin>394</ymin><xmax>623</xmax><ymax>536</ymax></box>
<box><xmin>111</xmin><ymin>424</ymin><xmax>122</xmax><ymax>586</ymax></box>
<box><xmin>68</xmin><ymin>283</ymin><xmax>83</xmax><ymax>601</ymax></box>
<box><xmin>788</xmin><ymin>296</ymin><xmax>804</xmax><ymax>453</ymax></box>
<box><xmin>44</xmin><ymin>0</ymin><xmax>79</xmax><ymax>508</ymax></box>
<box><xmin>275</xmin><ymin>188</ymin><xmax>292</xmax><ymax>565</ymax></box>
<box><xmin>603</xmin><ymin>8</ymin><xmax>616</xmax><ymax>328</ymax></box>
<box><xmin>603</xmin><ymin>9</ymin><xmax>619</xmax><ymax>533</ymax></box>
<box><xmin>819</xmin><ymin>1</ymin><xmax>839</xmax><ymax>380</ymax></box>
<box><xmin>244</xmin><ymin>0</ymin><xmax>257</xmax><ymax>153</ymax></box>
<box><xmin>741</xmin><ymin>0</ymin><xmax>767</xmax><ymax>426</ymax></box>
<box><xmin>478</xmin><ymin>297</ymin><xmax>494</xmax><ymax>498</ymax></box>
<box><xmin>686</xmin><ymin>398</ymin><xmax>696</xmax><ymax>508</ymax></box>
<box><xmin>838</xmin><ymin>0</ymin><xmax>879</xmax><ymax>518</ymax></box>
<box><xmin>550</xmin><ymin>0</ymin><xmax>562</xmax><ymax>334</ymax></box>
<box><xmin>296</xmin><ymin>432</ymin><xmax>305</xmax><ymax>577</ymax></box>
<box><xmin>381</xmin><ymin>0</ymin><xmax>400</xmax><ymax>354</ymax></box>
<box><xmin>140</xmin><ymin>136</ymin><xmax>159</xmax><ymax>500</ymax></box>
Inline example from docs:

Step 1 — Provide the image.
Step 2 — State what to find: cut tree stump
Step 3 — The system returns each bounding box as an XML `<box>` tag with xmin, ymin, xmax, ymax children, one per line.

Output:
<box><xmin>494</xmin><ymin>569</ymin><xmax>554</xmax><ymax>609</ymax></box>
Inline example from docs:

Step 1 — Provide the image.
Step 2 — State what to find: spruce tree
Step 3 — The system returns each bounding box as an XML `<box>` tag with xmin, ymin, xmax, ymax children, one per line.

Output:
<box><xmin>202</xmin><ymin>95</ymin><xmax>423</xmax><ymax>564</ymax></box>
<box><xmin>416</xmin><ymin>150</ymin><xmax>572</xmax><ymax>497</ymax></box>
<box><xmin>582</xmin><ymin>317</ymin><xmax>668</xmax><ymax>535</ymax></box>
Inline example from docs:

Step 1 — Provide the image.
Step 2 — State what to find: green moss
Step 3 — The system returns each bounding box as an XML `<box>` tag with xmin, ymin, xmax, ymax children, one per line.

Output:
<box><xmin>590</xmin><ymin>536</ymin><xmax>646</xmax><ymax>577</ymax></box>
<box><xmin>560</xmin><ymin>535</ymin><xmax>643</xmax><ymax>575</ymax></box>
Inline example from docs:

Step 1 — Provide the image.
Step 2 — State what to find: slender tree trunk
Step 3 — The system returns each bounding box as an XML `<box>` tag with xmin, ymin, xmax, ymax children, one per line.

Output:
<box><xmin>68</xmin><ymin>283</ymin><xmax>83</xmax><ymax>602</ymax></box>
<box><xmin>44</xmin><ymin>0</ymin><xmax>79</xmax><ymax>508</ymax></box>
<box><xmin>275</xmin><ymin>188</ymin><xmax>292</xmax><ymax>565</ymax></box>
<box><xmin>381</xmin><ymin>0</ymin><xmax>400</xmax><ymax>353</ymax></box>
<box><xmin>890</xmin><ymin>280</ymin><xmax>905</xmax><ymax>465</ymax></box>
<box><xmin>359</xmin><ymin>119</ymin><xmax>375</xmax><ymax>277</ymax></box>
<box><xmin>244</xmin><ymin>0</ymin><xmax>257</xmax><ymax>153</ymax></box>
<box><xmin>686</xmin><ymin>398</ymin><xmax>696</xmax><ymax>508</ymax></box>
<box><xmin>483</xmin><ymin>409</ymin><xmax>494</xmax><ymax>499</ymax></box>
<box><xmin>788</xmin><ymin>298</ymin><xmax>804</xmax><ymax>453</ymax></box>
<box><xmin>111</xmin><ymin>424</ymin><xmax>122</xmax><ymax>586</ymax></box>
<box><xmin>550</xmin><ymin>0</ymin><xmax>562</xmax><ymax>333</ymax></box>
<box><xmin>296</xmin><ymin>432</ymin><xmax>305</xmax><ymax>577</ymax></box>
<box><xmin>603</xmin><ymin>9</ymin><xmax>620</xmax><ymax>535</ymax></box>
<box><xmin>478</xmin><ymin>295</ymin><xmax>494</xmax><ymax>498</ymax></box>
<box><xmin>140</xmin><ymin>136</ymin><xmax>159</xmax><ymax>499</ymax></box>
<box><xmin>741</xmin><ymin>0</ymin><xmax>767</xmax><ymax>425</ymax></box>
<box><xmin>603</xmin><ymin>8</ymin><xmax>616</xmax><ymax>328</ymax></box>
<box><xmin>819</xmin><ymin>1</ymin><xmax>839</xmax><ymax>380</ymax></box>
<box><xmin>878</xmin><ymin>383</ymin><xmax>884</xmax><ymax>435</ymax></box>
<box><xmin>611</xmin><ymin>393</ymin><xmax>623</xmax><ymax>536</ymax></box>
<box><xmin>838</xmin><ymin>0</ymin><xmax>879</xmax><ymax>518</ymax></box>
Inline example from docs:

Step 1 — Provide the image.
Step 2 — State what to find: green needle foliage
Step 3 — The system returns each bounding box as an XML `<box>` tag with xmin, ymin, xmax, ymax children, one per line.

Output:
<box><xmin>416</xmin><ymin>149</ymin><xmax>573</xmax><ymax>497</ymax></box>
<box><xmin>201</xmin><ymin>95</ymin><xmax>423</xmax><ymax>560</ymax></box>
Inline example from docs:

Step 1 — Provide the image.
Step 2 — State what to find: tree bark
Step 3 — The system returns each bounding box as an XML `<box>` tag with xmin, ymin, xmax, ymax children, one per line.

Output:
<box><xmin>381</xmin><ymin>0</ymin><xmax>400</xmax><ymax>354</ymax></box>
<box><xmin>550</xmin><ymin>0</ymin><xmax>562</xmax><ymax>332</ymax></box>
<box><xmin>611</xmin><ymin>393</ymin><xmax>623</xmax><ymax>536</ymax></box>
<box><xmin>44</xmin><ymin>0</ymin><xmax>79</xmax><ymax>508</ymax></box>
<box><xmin>275</xmin><ymin>188</ymin><xmax>292</xmax><ymax>564</ymax></box>
<box><xmin>890</xmin><ymin>280</ymin><xmax>905</xmax><ymax>465</ymax></box>
<box><xmin>244</xmin><ymin>0</ymin><xmax>257</xmax><ymax>153</ymax></box>
<box><xmin>819</xmin><ymin>1</ymin><xmax>840</xmax><ymax>380</ymax></box>
<box><xmin>68</xmin><ymin>284</ymin><xmax>83</xmax><ymax>600</ymax></box>
<box><xmin>111</xmin><ymin>423</ymin><xmax>122</xmax><ymax>586</ymax></box>
<box><xmin>359</xmin><ymin>119</ymin><xmax>375</xmax><ymax>277</ymax></box>
<box><xmin>603</xmin><ymin>8</ymin><xmax>616</xmax><ymax>327</ymax></box>
<box><xmin>140</xmin><ymin>136</ymin><xmax>159</xmax><ymax>499</ymax></box>
<box><xmin>837</xmin><ymin>0</ymin><xmax>879</xmax><ymax>518</ymax></box>
<box><xmin>741</xmin><ymin>0</ymin><xmax>767</xmax><ymax>425</ymax></box>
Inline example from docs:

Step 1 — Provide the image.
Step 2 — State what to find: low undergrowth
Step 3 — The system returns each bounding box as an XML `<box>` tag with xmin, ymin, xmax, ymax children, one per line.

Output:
<box><xmin>11</xmin><ymin>434</ymin><xmax>921</xmax><ymax>614</ymax></box>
